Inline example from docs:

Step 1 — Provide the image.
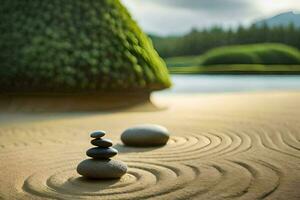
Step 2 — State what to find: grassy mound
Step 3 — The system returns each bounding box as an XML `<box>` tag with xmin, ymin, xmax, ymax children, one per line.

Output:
<box><xmin>0</xmin><ymin>0</ymin><xmax>171</xmax><ymax>93</ymax></box>
<box><xmin>169</xmin><ymin>65</ymin><xmax>300</xmax><ymax>74</ymax></box>
<box><xmin>201</xmin><ymin>44</ymin><xmax>300</xmax><ymax>66</ymax></box>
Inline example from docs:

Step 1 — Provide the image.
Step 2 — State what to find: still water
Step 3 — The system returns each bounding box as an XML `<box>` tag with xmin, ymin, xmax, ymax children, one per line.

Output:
<box><xmin>156</xmin><ymin>75</ymin><xmax>300</xmax><ymax>94</ymax></box>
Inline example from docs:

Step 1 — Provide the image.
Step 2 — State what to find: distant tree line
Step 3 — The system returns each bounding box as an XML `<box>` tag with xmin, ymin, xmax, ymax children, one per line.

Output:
<box><xmin>150</xmin><ymin>24</ymin><xmax>300</xmax><ymax>58</ymax></box>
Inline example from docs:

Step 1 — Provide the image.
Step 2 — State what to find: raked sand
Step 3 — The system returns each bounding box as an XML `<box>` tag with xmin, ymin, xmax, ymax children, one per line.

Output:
<box><xmin>0</xmin><ymin>92</ymin><xmax>299</xmax><ymax>199</ymax></box>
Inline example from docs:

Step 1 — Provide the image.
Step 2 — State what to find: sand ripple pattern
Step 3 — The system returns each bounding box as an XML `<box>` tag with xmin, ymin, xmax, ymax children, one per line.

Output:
<box><xmin>19</xmin><ymin>157</ymin><xmax>287</xmax><ymax>200</ymax></box>
<box><xmin>117</xmin><ymin>130</ymin><xmax>252</xmax><ymax>161</ymax></box>
<box><xmin>22</xmin><ymin>160</ymin><xmax>200</xmax><ymax>200</ymax></box>
<box><xmin>1</xmin><ymin>94</ymin><xmax>300</xmax><ymax>200</ymax></box>
<box><xmin>16</xmin><ymin>123</ymin><xmax>300</xmax><ymax>199</ymax></box>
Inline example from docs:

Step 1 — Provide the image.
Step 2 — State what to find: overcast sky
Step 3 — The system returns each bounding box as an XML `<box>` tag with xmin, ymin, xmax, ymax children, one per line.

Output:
<box><xmin>121</xmin><ymin>0</ymin><xmax>300</xmax><ymax>35</ymax></box>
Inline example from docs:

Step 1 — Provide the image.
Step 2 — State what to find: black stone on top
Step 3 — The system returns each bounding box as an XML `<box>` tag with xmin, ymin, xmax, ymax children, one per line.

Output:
<box><xmin>90</xmin><ymin>130</ymin><xmax>106</xmax><ymax>138</ymax></box>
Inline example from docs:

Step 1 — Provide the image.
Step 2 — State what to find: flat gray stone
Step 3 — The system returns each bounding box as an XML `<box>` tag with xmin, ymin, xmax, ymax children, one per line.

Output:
<box><xmin>91</xmin><ymin>138</ymin><xmax>113</xmax><ymax>147</ymax></box>
<box><xmin>121</xmin><ymin>124</ymin><xmax>170</xmax><ymax>147</ymax></box>
<box><xmin>90</xmin><ymin>130</ymin><xmax>106</xmax><ymax>138</ymax></box>
<box><xmin>86</xmin><ymin>147</ymin><xmax>118</xmax><ymax>159</ymax></box>
<box><xmin>77</xmin><ymin>159</ymin><xmax>127</xmax><ymax>179</ymax></box>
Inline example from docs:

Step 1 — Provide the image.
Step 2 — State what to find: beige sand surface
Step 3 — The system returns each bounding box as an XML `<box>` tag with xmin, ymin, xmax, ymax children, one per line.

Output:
<box><xmin>0</xmin><ymin>92</ymin><xmax>299</xmax><ymax>199</ymax></box>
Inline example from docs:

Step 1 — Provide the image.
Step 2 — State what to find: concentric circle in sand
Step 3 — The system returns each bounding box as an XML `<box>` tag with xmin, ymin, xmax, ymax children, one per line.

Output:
<box><xmin>22</xmin><ymin>160</ymin><xmax>200</xmax><ymax>200</ymax></box>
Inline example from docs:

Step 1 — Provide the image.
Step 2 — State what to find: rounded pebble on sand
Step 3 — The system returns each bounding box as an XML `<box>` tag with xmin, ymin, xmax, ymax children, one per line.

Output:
<box><xmin>121</xmin><ymin>124</ymin><xmax>170</xmax><ymax>147</ymax></box>
<box><xmin>77</xmin><ymin>159</ymin><xmax>127</xmax><ymax>179</ymax></box>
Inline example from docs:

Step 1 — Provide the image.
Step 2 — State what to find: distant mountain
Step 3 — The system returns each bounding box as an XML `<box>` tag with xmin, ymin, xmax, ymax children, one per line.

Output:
<box><xmin>254</xmin><ymin>11</ymin><xmax>300</xmax><ymax>27</ymax></box>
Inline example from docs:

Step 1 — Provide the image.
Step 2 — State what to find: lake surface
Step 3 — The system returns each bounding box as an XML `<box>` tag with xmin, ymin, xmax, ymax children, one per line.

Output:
<box><xmin>156</xmin><ymin>75</ymin><xmax>300</xmax><ymax>94</ymax></box>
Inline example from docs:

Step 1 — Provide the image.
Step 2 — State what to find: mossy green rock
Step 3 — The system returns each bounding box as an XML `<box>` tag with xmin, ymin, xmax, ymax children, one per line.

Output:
<box><xmin>0</xmin><ymin>0</ymin><xmax>171</xmax><ymax>93</ymax></box>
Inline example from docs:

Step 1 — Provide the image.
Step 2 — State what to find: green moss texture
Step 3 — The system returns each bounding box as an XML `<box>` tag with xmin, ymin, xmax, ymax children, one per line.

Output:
<box><xmin>0</xmin><ymin>0</ymin><xmax>171</xmax><ymax>93</ymax></box>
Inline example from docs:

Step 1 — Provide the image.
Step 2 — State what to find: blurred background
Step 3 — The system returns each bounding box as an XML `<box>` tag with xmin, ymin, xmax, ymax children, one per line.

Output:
<box><xmin>122</xmin><ymin>0</ymin><xmax>300</xmax><ymax>94</ymax></box>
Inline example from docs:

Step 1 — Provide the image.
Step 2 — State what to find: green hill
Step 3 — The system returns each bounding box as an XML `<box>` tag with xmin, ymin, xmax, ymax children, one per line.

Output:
<box><xmin>201</xmin><ymin>43</ymin><xmax>300</xmax><ymax>66</ymax></box>
<box><xmin>0</xmin><ymin>0</ymin><xmax>171</xmax><ymax>93</ymax></box>
<box><xmin>166</xmin><ymin>44</ymin><xmax>300</xmax><ymax>74</ymax></box>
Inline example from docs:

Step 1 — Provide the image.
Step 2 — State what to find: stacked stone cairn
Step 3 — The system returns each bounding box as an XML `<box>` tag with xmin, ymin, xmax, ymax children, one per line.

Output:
<box><xmin>77</xmin><ymin>130</ymin><xmax>127</xmax><ymax>179</ymax></box>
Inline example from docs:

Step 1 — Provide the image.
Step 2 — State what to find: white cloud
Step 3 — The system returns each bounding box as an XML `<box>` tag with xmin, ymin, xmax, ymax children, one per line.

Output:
<box><xmin>255</xmin><ymin>0</ymin><xmax>300</xmax><ymax>16</ymax></box>
<box><xmin>121</xmin><ymin>0</ymin><xmax>300</xmax><ymax>35</ymax></box>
